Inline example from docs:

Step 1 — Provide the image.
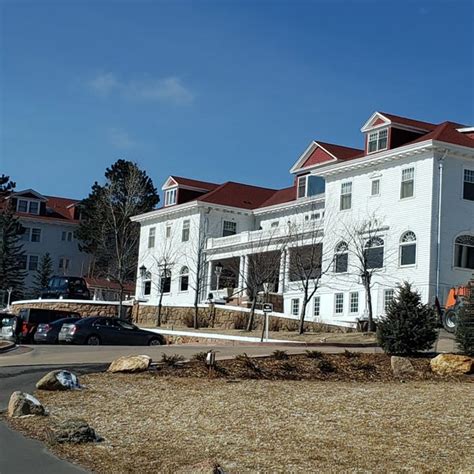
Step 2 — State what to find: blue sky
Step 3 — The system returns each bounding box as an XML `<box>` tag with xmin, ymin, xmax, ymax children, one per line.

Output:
<box><xmin>1</xmin><ymin>0</ymin><xmax>473</xmax><ymax>200</ymax></box>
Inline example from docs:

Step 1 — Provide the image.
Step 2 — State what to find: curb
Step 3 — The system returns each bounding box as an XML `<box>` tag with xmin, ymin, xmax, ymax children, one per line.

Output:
<box><xmin>0</xmin><ymin>342</ymin><xmax>16</xmax><ymax>354</ymax></box>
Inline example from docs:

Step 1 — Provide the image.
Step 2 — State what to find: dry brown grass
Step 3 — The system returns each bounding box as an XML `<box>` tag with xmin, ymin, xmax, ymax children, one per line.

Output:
<box><xmin>7</xmin><ymin>367</ymin><xmax>473</xmax><ymax>473</ymax></box>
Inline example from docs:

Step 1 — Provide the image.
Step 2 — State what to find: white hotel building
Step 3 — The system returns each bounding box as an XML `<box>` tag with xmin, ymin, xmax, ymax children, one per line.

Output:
<box><xmin>132</xmin><ymin>111</ymin><xmax>474</xmax><ymax>327</ymax></box>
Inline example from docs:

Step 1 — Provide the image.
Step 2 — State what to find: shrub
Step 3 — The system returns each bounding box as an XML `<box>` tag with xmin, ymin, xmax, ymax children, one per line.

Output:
<box><xmin>235</xmin><ymin>353</ymin><xmax>261</xmax><ymax>373</ymax></box>
<box><xmin>160</xmin><ymin>353</ymin><xmax>184</xmax><ymax>367</ymax></box>
<box><xmin>342</xmin><ymin>350</ymin><xmax>359</xmax><ymax>358</ymax></box>
<box><xmin>377</xmin><ymin>282</ymin><xmax>438</xmax><ymax>355</ymax></box>
<box><xmin>192</xmin><ymin>351</ymin><xmax>208</xmax><ymax>362</ymax></box>
<box><xmin>279</xmin><ymin>361</ymin><xmax>296</xmax><ymax>372</ymax></box>
<box><xmin>315</xmin><ymin>358</ymin><xmax>335</xmax><ymax>373</ymax></box>
<box><xmin>271</xmin><ymin>350</ymin><xmax>289</xmax><ymax>360</ymax></box>
<box><xmin>455</xmin><ymin>283</ymin><xmax>474</xmax><ymax>356</ymax></box>
<box><xmin>305</xmin><ymin>350</ymin><xmax>323</xmax><ymax>359</ymax></box>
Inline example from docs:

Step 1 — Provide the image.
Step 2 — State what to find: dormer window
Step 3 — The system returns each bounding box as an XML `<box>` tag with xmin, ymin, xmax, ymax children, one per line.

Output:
<box><xmin>17</xmin><ymin>199</ymin><xmax>40</xmax><ymax>215</ymax></box>
<box><xmin>297</xmin><ymin>175</ymin><xmax>325</xmax><ymax>199</ymax></box>
<box><xmin>368</xmin><ymin>129</ymin><xmax>388</xmax><ymax>153</ymax></box>
<box><xmin>164</xmin><ymin>188</ymin><xmax>177</xmax><ymax>206</ymax></box>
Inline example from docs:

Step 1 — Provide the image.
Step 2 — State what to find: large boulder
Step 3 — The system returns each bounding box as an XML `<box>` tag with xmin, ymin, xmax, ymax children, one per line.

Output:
<box><xmin>430</xmin><ymin>354</ymin><xmax>473</xmax><ymax>376</ymax></box>
<box><xmin>54</xmin><ymin>419</ymin><xmax>101</xmax><ymax>444</ymax></box>
<box><xmin>391</xmin><ymin>356</ymin><xmax>416</xmax><ymax>376</ymax></box>
<box><xmin>36</xmin><ymin>370</ymin><xmax>81</xmax><ymax>391</ymax></box>
<box><xmin>8</xmin><ymin>391</ymin><xmax>46</xmax><ymax>418</ymax></box>
<box><xmin>108</xmin><ymin>355</ymin><xmax>151</xmax><ymax>373</ymax></box>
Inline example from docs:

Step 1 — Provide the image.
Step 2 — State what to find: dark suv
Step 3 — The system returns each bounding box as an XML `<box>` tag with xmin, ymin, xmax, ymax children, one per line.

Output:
<box><xmin>40</xmin><ymin>276</ymin><xmax>91</xmax><ymax>300</ymax></box>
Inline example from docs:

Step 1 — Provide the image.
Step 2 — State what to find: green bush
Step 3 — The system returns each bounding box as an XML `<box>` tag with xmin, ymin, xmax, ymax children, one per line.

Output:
<box><xmin>271</xmin><ymin>350</ymin><xmax>289</xmax><ymax>360</ymax></box>
<box><xmin>455</xmin><ymin>284</ymin><xmax>474</xmax><ymax>356</ymax></box>
<box><xmin>377</xmin><ymin>282</ymin><xmax>438</xmax><ymax>355</ymax></box>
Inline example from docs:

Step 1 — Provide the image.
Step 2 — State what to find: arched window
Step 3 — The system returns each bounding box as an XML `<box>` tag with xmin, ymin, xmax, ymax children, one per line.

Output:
<box><xmin>334</xmin><ymin>241</ymin><xmax>348</xmax><ymax>273</ymax></box>
<box><xmin>364</xmin><ymin>237</ymin><xmax>384</xmax><ymax>269</ymax></box>
<box><xmin>179</xmin><ymin>266</ymin><xmax>189</xmax><ymax>292</ymax></box>
<box><xmin>400</xmin><ymin>231</ymin><xmax>417</xmax><ymax>266</ymax></box>
<box><xmin>454</xmin><ymin>235</ymin><xmax>474</xmax><ymax>269</ymax></box>
<box><xmin>160</xmin><ymin>269</ymin><xmax>172</xmax><ymax>294</ymax></box>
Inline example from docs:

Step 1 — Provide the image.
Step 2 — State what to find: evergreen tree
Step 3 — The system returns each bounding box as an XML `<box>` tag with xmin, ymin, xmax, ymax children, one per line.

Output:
<box><xmin>455</xmin><ymin>281</ymin><xmax>474</xmax><ymax>356</ymax></box>
<box><xmin>0</xmin><ymin>175</ymin><xmax>26</xmax><ymax>302</ymax></box>
<box><xmin>32</xmin><ymin>252</ymin><xmax>54</xmax><ymax>296</ymax></box>
<box><xmin>377</xmin><ymin>281</ymin><xmax>438</xmax><ymax>355</ymax></box>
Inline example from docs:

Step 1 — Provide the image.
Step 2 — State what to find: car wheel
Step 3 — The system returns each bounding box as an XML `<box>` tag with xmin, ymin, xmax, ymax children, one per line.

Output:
<box><xmin>148</xmin><ymin>337</ymin><xmax>162</xmax><ymax>346</ymax></box>
<box><xmin>442</xmin><ymin>310</ymin><xmax>457</xmax><ymax>333</ymax></box>
<box><xmin>86</xmin><ymin>335</ymin><xmax>101</xmax><ymax>346</ymax></box>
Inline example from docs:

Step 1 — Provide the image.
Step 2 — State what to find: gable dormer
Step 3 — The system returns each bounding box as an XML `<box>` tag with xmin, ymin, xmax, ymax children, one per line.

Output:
<box><xmin>361</xmin><ymin>112</ymin><xmax>435</xmax><ymax>155</ymax></box>
<box><xmin>11</xmin><ymin>189</ymin><xmax>48</xmax><ymax>215</ymax></box>
<box><xmin>161</xmin><ymin>176</ymin><xmax>219</xmax><ymax>207</ymax></box>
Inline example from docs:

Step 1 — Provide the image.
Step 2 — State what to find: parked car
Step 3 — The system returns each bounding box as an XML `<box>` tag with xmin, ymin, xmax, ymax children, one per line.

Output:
<box><xmin>34</xmin><ymin>317</ymin><xmax>82</xmax><ymax>344</ymax></box>
<box><xmin>40</xmin><ymin>276</ymin><xmax>91</xmax><ymax>300</ymax></box>
<box><xmin>59</xmin><ymin>317</ymin><xmax>165</xmax><ymax>346</ymax></box>
<box><xmin>12</xmin><ymin>308</ymin><xmax>81</xmax><ymax>343</ymax></box>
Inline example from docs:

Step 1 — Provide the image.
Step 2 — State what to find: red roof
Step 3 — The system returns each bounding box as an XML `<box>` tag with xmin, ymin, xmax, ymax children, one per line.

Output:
<box><xmin>45</xmin><ymin>196</ymin><xmax>79</xmax><ymax>221</ymax></box>
<box><xmin>317</xmin><ymin>141</ymin><xmax>363</xmax><ymax>160</ymax></box>
<box><xmin>259</xmin><ymin>186</ymin><xmax>296</xmax><ymax>208</ymax></box>
<box><xmin>196</xmin><ymin>182</ymin><xmax>277</xmax><ymax>209</ymax></box>
<box><xmin>409</xmin><ymin>121</ymin><xmax>474</xmax><ymax>149</ymax></box>
<box><xmin>379</xmin><ymin>112</ymin><xmax>438</xmax><ymax>131</ymax></box>
<box><xmin>170</xmin><ymin>176</ymin><xmax>219</xmax><ymax>191</ymax></box>
<box><xmin>84</xmin><ymin>277</ymin><xmax>135</xmax><ymax>293</ymax></box>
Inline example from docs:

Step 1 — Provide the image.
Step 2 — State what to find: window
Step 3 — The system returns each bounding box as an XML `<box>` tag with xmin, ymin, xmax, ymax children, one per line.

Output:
<box><xmin>148</xmin><ymin>227</ymin><xmax>156</xmax><ymax>248</ymax></box>
<box><xmin>463</xmin><ymin>169</ymin><xmax>474</xmax><ymax>201</ymax></box>
<box><xmin>18</xmin><ymin>255</ymin><xmax>27</xmax><ymax>270</ymax></box>
<box><xmin>313</xmin><ymin>296</ymin><xmax>320</xmax><ymax>318</ymax></box>
<box><xmin>307</xmin><ymin>176</ymin><xmax>325</xmax><ymax>196</ymax></box>
<box><xmin>334</xmin><ymin>241</ymin><xmax>349</xmax><ymax>273</ymax></box>
<box><xmin>143</xmin><ymin>280</ymin><xmax>151</xmax><ymax>296</ymax></box>
<box><xmin>28</xmin><ymin>201</ymin><xmax>39</xmax><ymax>214</ymax></box>
<box><xmin>368</xmin><ymin>129</ymin><xmax>388</xmax><ymax>153</ymax></box>
<box><xmin>165</xmin><ymin>188</ymin><xmax>177</xmax><ymax>206</ymax></box>
<box><xmin>59</xmin><ymin>257</ymin><xmax>70</xmax><ymax>271</ymax></box>
<box><xmin>365</xmin><ymin>237</ymin><xmax>384</xmax><ymax>269</ymax></box>
<box><xmin>160</xmin><ymin>270</ymin><xmax>172</xmax><ymax>293</ymax></box>
<box><xmin>179</xmin><ymin>266</ymin><xmax>189</xmax><ymax>292</ymax></box>
<box><xmin>340</xmin><ymin>182</ymin><xmax>352</xmax><ymax>210</ymax></box>
<box><xmin>297</xmin><ymin>176</ymin><xmax>307</xmax><ymax>199</ymax></box>
<box><xmin>17</xmin><ymin>200</ymin><xmax>28</xmax><ymax>212</ymax></box>
<box><xmin>182</xmin><ymin>220</ymin><xmax>190</xmax><ymax>242</ymax></box>
<box><xmin>291</xmin><ymin>298</ymin><xmax>300</xmax><ymax>316</ymax></box>
<box><xmin>28</xmin><ymin>255</ymin><xmax>39</xmax><ymax>271</ymax></box>
<box><xmin>371</xmin><ymin>179</ymin><xmax>380</xmax><ymax>196</ymax></box>
<box><xmin>223</xmin><ymin>221</ymin><xmax>237</xmax><ymax>237</ymax></box>
<box><xmin>350</xmin><ymin>292</ymin><xmax>359</xmax><ymax>313</ymax></box>
<box><xmin>166</xmin><ymin>225</ymin><xmax>172</xmax><ymax>238</ymax></box>
<box><xmin>20</xmin><ymin>227</ymin><xmax>30</xmax><ymax>241</ymax></box>
<box><xmin>31</xmin><ymin>228</ymin><xmax>41</xmax><ymax>242</ymax></box>
<box><xmin>61</xmin><ymin>231</ymin><xmax>73</xmax><ymax>242</ymax></box>
<box><xmin>400</xmin><ymin>167</ymin><xmax>414</xmax><ymax>199</ymax></box>
<box><xmin>400</xmin><ymin>231</ymin><xmax>417</xmax><ymax>266</ymax></box>
<box><xmin>454</xmin><ymin>235</ymin><xmax>474</xmax><ymax>269</ymax></box>
<box><xmin>271</xmin><ymin>221</ymin><xmax>279</xmax><ymax>228</ymax></box>
<box><xmin>335</xmin><ymin>293</ymin><xmax>344</xmax><ymax>314</ymax></box>
<box><xmin>384</xmin><ymin>289</ymin><xmax>395</xmax><ymax>311</ymax></box>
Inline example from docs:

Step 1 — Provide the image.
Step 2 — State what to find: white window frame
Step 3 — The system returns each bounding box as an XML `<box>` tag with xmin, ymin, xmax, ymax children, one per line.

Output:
<box><xmin>58</xmin><ymin>257</ymin><xmax>70</xmax><ymax>271</ymax></box>
<box><xmin>164</xmin><ymin>188</ymin><xmax>177</xmax><ymax>206</ymax></box>
<box><xmin>371</xmin><ymin>179</ymin><xmax>380</xmax><ymax>196</ymax></box>
<box><xmin>453</xmin><ymin>234</ymin><xmax>474</xmax><ymax>270</ymax></box>
<box><xmin>148</xmin><ymin>227</ymin><xmax>156</xmax><ymax>248</ymax></box>
<box><xmin>30</xmin><ymin>228</ymin><xmax>41</xmax><ymax>243</ymax></box>
<box><xmin>384</xmin><ymin>289</ymin><xmax>395</xmax><ymax>312</ymax></box>
<box><xmin>400</xmin><ymin>167</ymin><xmax>415</xmax><ymax>199</ymax></box>
<box><xmin>349</xmin><ymin>292</ymin><xmax>359</xmax><ymax>313</ymax></box>
<box><xmin>182</xmin><ymin>220</ymin><xmax>190</xmax><ymax>242</ymax></box>
<box><xmin>313</xmin><ymin>296</ymin><xmax>320</xmax><ymax>318</ymax></box>
<box><xmin>17</xmin><ymin>199</ymin><xmax>28</xmax><ymax>213</ymax></box>
<box><xmin>367</xmin><ymin>128</ymin><xmax>388</xmax><ymax>154</ymax></box>
<box><xmin>165</xmin><ymin>225</ymin><xmax>172</xmax><ymax>238</ymax></box>
<box><xmin>291</xmin><ymin>298</ymin><xmax>300</xmax><ymax>316</ymax></box>
<box><xmin>16</xmin><ymin>199</ymin><xmax>40</xmax><ymax>215</ymax></box>
<box><xmin>61</xmin><ymin>231</ymin><xmax>73</xmax><ymax>242</ymax></box>
<box><xmin>340</xmin><ymin>182</ymin><xmax>352</xmax><ymax>210</ymax></box>
<box><xmin>335</xmin><ymin>293</ymin><xmax>344</xmax><ymax>314</ymax></box>
<box><xmin>143</xmin><ymin>279</ymin><xmax>152</xmax><ymax>297</ymax></box>
<box><xmin>28</xmin><ymin>255</ymin><xmax>39</xmax><ymax>271</ymax></box>
<box><xmin>297</xmin><ymin>176</ymin><xmax>307</xmax><ymax>199</ymax></box>
<box><xmin>222</xmin><ymin>220</ymin><xmax>237</xmax><ymax>237</ymax></box>
<box><xmin>399</xmin><ymin>231</ymin><xmax>417</xmax><ymax>267</ymax></box>
<box><xmin>21</xmin><ymin>227</ymin><xmax>31</xmax><ymax>241</ymax></box>
<box><xmin>179</xmin><ymin>266</ymin><xmax>189</xmax><ymax>292</ymax></box>
<box><xmin>334</xmin><ymin>241</ymin><xmax>349</xmax><ymax>273</ymax></box>
<box><xmin>463</xmin><ymin>168</ymin><xmax>474</xmax><ymax>201</ymax></box>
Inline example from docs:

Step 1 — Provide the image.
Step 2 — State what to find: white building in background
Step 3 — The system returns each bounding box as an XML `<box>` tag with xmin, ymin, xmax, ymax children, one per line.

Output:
<box><xmin>132</xmin><ymin>111</ymin><xmax>474</xmax><ymax>327</ymax></box>
<box><xmin>3</xmin><ymin>189</ymin><xmax>91</xmax><ymax>295</ymax></box>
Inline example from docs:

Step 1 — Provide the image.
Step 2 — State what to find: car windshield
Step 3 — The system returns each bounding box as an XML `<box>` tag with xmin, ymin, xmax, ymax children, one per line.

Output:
<box><xmin>116</xmin><ymin>320</ymin><xmax>136</xmax><ymax>330</ymax></box>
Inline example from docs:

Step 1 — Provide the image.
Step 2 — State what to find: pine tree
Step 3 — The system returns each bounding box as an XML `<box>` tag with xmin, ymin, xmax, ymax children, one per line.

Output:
<box><xmin>377</xmin><ymin>281</ymin><xmax>438</xmax><ymax>355</ymax></box>
<box><xmin>455</xmin><ymin>280</ymin><xmax>474</xmax><ymax>356</ymax></box>
<box><xmin>0</xmin><ymin>175</ymin><xmax>26</xmax><ymax>302</ymax></box>
<box><xmin>32</xmin><ymin>252</ymin><xmax>54</xmax><ymax>297</ymax></box>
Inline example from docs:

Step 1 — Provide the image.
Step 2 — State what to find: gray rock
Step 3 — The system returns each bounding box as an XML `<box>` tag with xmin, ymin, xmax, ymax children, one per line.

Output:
<box><xmin>8</xmin><ymin>391</ymin><xmax>46</xmax><ymax>418</ymax></box>
<box><xmin>108</xmin><ymin>355</ymin><xmax>151</xmax><ymax>373</ymax></box>
<box><xmin>391</xmin><ymin>356</ymin><xmax>416</xmax><ymax>376</ymax></box>
<box><xmin>36</xmin><ymin>370</ymin><xmax>81</xmax><ymax>391</ymax></box>
<box><xmin>54</xmin><ymin>419</ymin><xmax>101</xmax><ymax>444</ymax></box>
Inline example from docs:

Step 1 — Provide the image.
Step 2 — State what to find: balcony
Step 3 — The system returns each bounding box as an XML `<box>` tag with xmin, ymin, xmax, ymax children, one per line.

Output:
<box><xmin>206</xmin><ymin>220</ymin><xmax>324</xmax><ymax>251</ymax></box>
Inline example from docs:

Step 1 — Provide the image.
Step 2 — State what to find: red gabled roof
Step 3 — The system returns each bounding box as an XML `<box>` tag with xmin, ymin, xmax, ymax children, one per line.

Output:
<box><xmin>259</xmin><ymin>186</ymin><xmax>296</xmax><ymax>208</ymax></box>
<box><xmin>317</xmin><ymin>141</ymin><xmax>363</xmax><ymax>160</ymax></box>
<box><xmin>196</xmin><ymin>182</ymin><xmax>277</xmax><ymax>210</ymax></box>
<box><xmin>170</xmin><ymin>176</ymin><xmax>219</xmax><ymax>191</ymax></box>
<box><xmin>409</xmin><ymin>121</ymin><xmax>474</xmax><ymax>149</ymax></box>
<box><xmin>45</xmin><ymin>196</ymin><xmax>79</xmax><ymax>220</ymax></box>
<box><xmin>84</xmin><ymin>277</ymin><xmax>135</xmax><ymax>293</ymax></box>
<box><xmin>379</xmin><ymin>112</ymin><xmax>438</xmax><ymax>132</ymax></box>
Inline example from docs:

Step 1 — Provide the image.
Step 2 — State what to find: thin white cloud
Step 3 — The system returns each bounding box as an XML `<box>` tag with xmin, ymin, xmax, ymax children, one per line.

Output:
<box><xmin>87</xmin><ymin>72</ymin><xmax>194</xmax><ymax>105</ymax></box>
<box><xmin>107</xmin><ymin>128</ymin><xmax>137</xmax><ymax>149</ymax></box>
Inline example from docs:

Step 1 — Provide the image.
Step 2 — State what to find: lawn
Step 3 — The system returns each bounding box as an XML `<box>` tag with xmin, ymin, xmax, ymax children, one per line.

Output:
<box><xmin>8</xmin><ymin>364</ymin><xmax>473</xmax><ymax>473</ymax></box>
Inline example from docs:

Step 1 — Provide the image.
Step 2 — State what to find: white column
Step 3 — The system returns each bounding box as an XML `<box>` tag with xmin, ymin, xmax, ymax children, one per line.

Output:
<box><xmin>207</xmin><ymin>260</ymin><xmax>213</xmax><ymax>293</ymax></box>
<box><xmin>240</xmin><ymin>255</ymin><xmax>248</xmax><ymax>291</ymax></box>
<box><xmin>284</xmin><ymin>248</ymin><xmax>291</xmax><ymax>289</ymax></box>
<box><xmin>278</xmin><ymin>249</ymin><xmax>286</xmax><ymax>294</ymax></box>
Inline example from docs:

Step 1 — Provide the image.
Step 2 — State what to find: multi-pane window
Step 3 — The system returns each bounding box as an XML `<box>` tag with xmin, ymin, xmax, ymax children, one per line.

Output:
<box><xmin>166</xmin><ymin>226</ymin><xmax>172</xmax><ymax>238</ymax></box>
<box><xmin>29</xmin><ymin>201</ymin><xmax>39</xmax><ymax>214</ymax></box>
<box><xmin>148</xmin><ymin>227</ymin><xmax>156</xmax><ymax>248</ymax></box>
<box><xmin>340</xmin><ymin>182</ymin><xmax>352</xmax><ymax>210</ymax></box>
<box><xmin>31</xmin><ymin>228</ymin><xmax>41</xmax><ymax>242</ymax></box>
<box><xmin>161</xmin><ymin>270</ymin><xmax>172</xmax><ymax>293</ymax></box>
<box><xmin>61</xmin><ymin>231</ymin><xmax>73</xmax><ymax>242</ymax></box>
<box><xmin>179</xmin><ymin>266</ymin><xmax>189</xmax><ymax>292</ymax></box>
<box><xmin>223</xmin><ymin>221</ymin><xmax>237</xmax><ymax>237</ymax></box>
<box><xmin>17</xmin><ymin>200</ymin><xmax>28</xmax><ymax>212</ymax></box>
<box><xmin>334</xmin><ymin>241</ymin><xmax>349</xmax><ymax>273</ymax></box>
<box><xmin>350</xmin><ymin>292</ymin><xmax>359</xmax><ymax>313</ymax></box>
<box><xmin>463</xmin><ymin>169</ymin><xmax>474</xmax><ymax>201</ymax></box>
<box><xmin>384</xmin><ymin>289</ymin><xmax>395</xmax><ymax>311</ymax></box>
<box><xmin>313</xmin><ymin>296</ymin><xmax>320</xmax><ymax>318</ymax></box>
<box><xmin>297</xmin><ymin>176</ymin><xmax>307</xmax><ymax>199</ymax></box>
<box><xmin>28</xmin><ymin>255</ymin><xmax>39</xmax><ymax>271</ymax></box>
<box><xmin>18</xmin><ymin>255</ymin><xmax>27</xmax><ymax>270</ymax></box>
<box><xmin>368</xmin><ymin>129</ymin><xmax>388</xmax><ymax>153</ymax></box>
<box><xmin>400</xmin><ymin>167</ymin><xmax>415</xmax><ymax>199</ymax></box>
<box><xmin>371</xmin><ymin>179</ymin><xmax>380</xmax><ymax>196</ymax></box>
<box><xmin>182</xmin><ymin>220</ymin><xmax>190</xmax><ymax>242</ymax></box>
<box><xmin>454</xmin><ymin>235</ymin><xmax>474</xmax><ymax>269</ymax></box>
<box><xmin>400</xmin><ymin>231</ymin><xmax>417</xmax><ymax>266</ymax></box>
<box><xmin>20</xmin><ymin>227</ymin><xmax>30</xmax><ymax>241</ymax></box>
<box><xmin>143</xmin><ymin>280</ymin><xmax>152</xmax><ymax>296</ymax></box>
<box><xmin>365</xmin><ymin>237</ymin><xmax>384</xmax><ymax>269</ymax></box>
<box><xmin>335</xmin><ymin>293</ymin><xmax>344</xmax><ymax>314</ymax></box>
<box><xmin>59</xmin><ymin>257</ymin><xmax>70</xmax><ymax>271</ymax></box>
<box><xmin>165</xmin><ymin>188</ymin><xmax>177</xmax><ymax>206</ymax></box>
<box><xmin>291</xmin><ymin>298</ymin><xmax>300</xmax><ymax>316</ymax></box>
<box><xmin>17</xmin><ymin>200</ymin><xmax>40</xmax><ymax>214</ymax></box>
